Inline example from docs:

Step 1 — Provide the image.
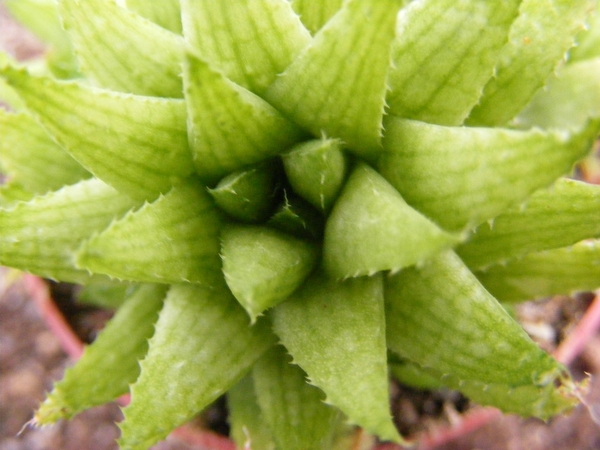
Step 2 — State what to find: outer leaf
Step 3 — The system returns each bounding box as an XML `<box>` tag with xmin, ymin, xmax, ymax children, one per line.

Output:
<box><xmin>221</xmin><ymin>225</ymin><xmax>319</xmax><ymax>321</ymax></box>
<box><xmin>0</xmin><ymin>66</ymin><xmax>193</xmax><ymax>200</ymax></box>
<box><xmin>289</xmin><ymin>0</ymin><xmax>344</xmax><ymax>34</ymax></box>
<box><xmin>0</xmin><ymin>110</ymin><xmax>90</xmax><ymax>196</ymax></box>
<box><xmin>323</xmin><ymin>164</ymin><xmax>460</xmax><ymax>279</ymax></box>
<box><xmin>265</xmin><ymin>0</ymin><xmax>402</xmax><ymax>162</ymax></box>
<box><xmin>183</xmin><ymin>53</ymin><xmax>304</xmax><ymax>183</ymax></box>
<box><xmin>59</xmin><ymin>0</ymin><xmax>184</xmax><ymax>97</ymax></box>
<box><xmin>379</xmin><ymin>117</ymin><xmax>600</xmax><ymax>231</ymax></box>
<box><xmin>475</xmin><ymin>240</ymin><xmax>600</xmax><ymax>302</ymax></box>
<box><xmin>181</xmin><ymin>0</ymin><xmax>311</xmax><ymax>95</ymax></box>
<box><xmin>77</xmin><ymin>179</ymin><xmax>223</xmax><ymax>285</ymax></box>
<box><xmin>119</xmin><ymin>283</ymin><xmax>275</xmax><ymax>450</ymax></box>
<box><xmin>386</xmin><ymin>0</ymin><xmax>520</xmax><ymax>125</ymax></box>
<box><xmin>467</xmin><ymin>0</ymin><xmax>593</xmax><ymax>127</ymax></box>
<box><xmin>385</xmin><ymin>250</ymin><xmax>576</xmax><ymax>417</ymax></box>
<box><xmin>35</xmin><ymin>284</ymin><xmax>167</xmax><ymax>424</ymax></box>
<box><xmin>457</xmin><ymin>178</ymin><xmax>600</xmax><ymax>269</ymax></box>
<box><xmin>125</xmin><ymin>0</ymin><xmax>182</xmax><ymax>33</ymax></box>
<box><xmin>0</xmin><ymin>178</ymin><xmax>139</xmax><ymax>284</ymax></box>
<box><xmin>282</xmin><ymin>138</ymin><xmax>348</xmax><ymax>212</ymax></box>
<box><xmin>253</xmin><ymin>345</ymin><xmax>341</xmax><ymax>450</ymax></box>
<box><xmin>515</xmin><ymin>57</ymin><xmax>600</xmax><ymax>130</ymax></box>
<box><xmin>569</xmin><ymin>5</ymin><xmax>600</xmax><ymax>62</ymax></box>
<box><xmin>272</xmin><ymin>272</ymin><xmax>402</xmax><ymax>443</ymax></box>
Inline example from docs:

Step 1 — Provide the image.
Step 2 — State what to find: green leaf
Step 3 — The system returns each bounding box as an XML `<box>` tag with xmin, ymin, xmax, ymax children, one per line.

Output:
<box><xmin>77</xmin><ymin>179</ymin><xmax>223</xmax><ymax>285</ymax></box>
<box><xmin>324</xmin><ymin>164</ymin><xmax>460</xmax><ymax>279</ymax></box>
<box><xmin>385</xmin><ymin>250</ymin><xmax>576</xmax><ymax>417</ymax></box>
<box><xmin>386</xmin><ymin>0</ymin><xmax>520</xmax><ymax>125</ymax></box>
<box><xmin>76</xmin><ymin>280</ymin><xmax>136</xmax><ymax>309</ymax></box>
<box><xmin>35</xmin><ymin>284</ymin><xmax>166</xmax><ymax>424</ymax></box>
<box><xmin>0</xmin><ymin>110</ymin><xmax>90</xmax><ymax>196</ymax></box>
<box><xmin>125</xmin><ymin>0</ymin><xmax>182</xmax><ymax>33</ymax></box>
<box><xmin>183</xmin><ymin>53</ymin><xmax>304</xmax><ymax>184</ymax></box>
<box><xmin>289</xmin><ymin>0</ymin><xmax>345</xmax><ymax>35</ymax></box>
<box><xmin>267</xmin><ymin>192</ymin><xmax>324</xmax><ymax>240</ymax></box>
<box><xmin>282</xmin><ymin>138</ymin><xmax>348</xmax><ymax>212</ymax></box>
<box><xmin>379</xmin><ymin>117</ymin><xmax>600</xmax><ymax>231</ymax></box>
<box><xmin>265</xmin><ymin>0</ymin><xmax>402</xmax><ymax>162</ymax></box>
<box><xmin>467</xmin><ymin>0</ymin><xmax>593</xmax><ymax>127</ymax></box>
<box><xmin>181</xmin><ymin>0</ymin><xmax>311</xmax><ymax>95</ymax></box>
<box><xmin>227</xmin><ymin>375</ymin><xmax>275</xmax><ymax>450</ymax></box>
<box><xmin>0</xmin><ymin>66</ymin><xmax>193</xmax><ymax>200</ymax></box>
<box><xmin>119</xmin><ymin>283</ymin><xmax>275</xmax><ymax>450</ymax></box>
<box><xmin>515</xmin><ymin>57</ymin><xmax>600</xmax><ymax>130</ymax></box>
<box><xmin>569</xmin><ymin>4</ymin><xmax>600</xmax><ymax>62</ymax></box>
<box><xmin>252</xmin><ymin>345</ymin><xmax>342</xmax><ymax>450</ymax></box>
<box><xmin>272</xmin><ymin>272</ymin><xmax>402</xmax><ymax>443</ymax></box>
<box><xmin>59</xmin><ymin>0</ymin><xmax>184</xmax><ymax>97</ymax></box>
<box><xmin>457</xmin><ymin>178</ymin><xmax>600</xmax><ymax>269</ymax></box>
<box><xmin>221</xmin><ymin>225</ymin><xmax>319</xmax><ymax>322</ymax></box>
<box><xmin>475</xmin><ymin>240</ymin><xmax>600</xmax><ymax>302</ymax></box>
<box><xmin>0</xmin><ymin>178</ymin><xmax>140</xmax><ymax>284</ymax></box>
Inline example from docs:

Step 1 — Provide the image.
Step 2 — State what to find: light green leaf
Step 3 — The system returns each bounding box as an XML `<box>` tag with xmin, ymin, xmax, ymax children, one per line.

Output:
<box><xmin>125</xmin><ymin>0</ymin><xmax>182</xmax><ymax>33</ymax></box>
<box><xmin>568</xmin><ymin>4</ymin><xmax>600</xmax><ymax>62</ymax></box>
<box><xmin>467</xmin><ymin>0</ymin><xmax>593</xmax><ymax>127</ymax></box>
<box><xmin>457</xmin><ymin>178</ymin><xmax>600</xmax><ymax>269</ymax></box>
<box><xmin>388</xmin><ymin>359</ymin><xmax>446</xmax><ymax>391</ymax></box>
<box><xmin>379</xmin><ymin>117</ymin><xmax>600</xmax><ymax>231</ymax></box>
<box><xmin>289</xmin><ymin>0</ymin><xmax>344</xmax><ymax>35</ymax></box>
<box><xmin>221</xmin><ymin>225</ymin><xmax>319</xmax><ymax>321</ymax></box>
<box><xmin>267</xmin><ymin>192</ymin><xmax>324</xmax><ymax>240</ymax></box>
<box><xmin>515</xmin><ymin>57</ymin><xmax>600</xmax><ymax>130</ymax></box>
<box><xmin>323</xmin><ymin>164</ymin><xmax>460</xmax><ymax>279</ymax></box>
<box><xmin>76</xmin><ymin>280</ymin><xmax>136</xmax><ymax>309</ymax></box>
<box><xmin>475</xmin><ymin>240</ymin><xmax>600</xmax><ymax>302</ymax></box>
<box><xmin>181</xmin><ymin>0</ymin><xmax>311</xmax><ymax>95</ymax></box>
<box><xmin>35</xmin><ymin>284</ymin><xmax>166</xmax><ymax>424</ymax></box>
<box><xmin>119</xmin><ymin>283</ymin><xmax>275</xmax><ymax>450</ymax></box>
<box><xmin>59</xmin><ymin>0</ymin><xmax>184</xmax><ymax>97</ymax></box>
<box><xmin>227</xmin><ymin>375</ymin><xmax>275</xmax><ymax>450</ymax></box>
<box><xmin>253</xmin><ymin>345</ymin><xmax>341</xmax><ymax>450</ymax></box>
<box><xmin>0</xmin><ymin>110</ymin><xmax>90</xmax><ymax>196</ymax></box>
<box><xmin>77</xmin><ymin>179</ymin><xmax>223</xmax><ymax>285</ymax></box>
<box><xmin>387</xmin><ymin>0</ymin><xmax>520</xmax><ymax>125</ymax></box>
<box><xmin>0</xmin><ymin>53</ymin><xmax>29</xmax><ymax>110</ymax></box>
<box><xmin>272</xmin><ymin>272</ymin><xmax>402</xmax><ymax>443</ymax></box>
<box><xmin>282</xmin><ymin>138</ymin><xmax>348</xmax><ymax>212</ymax></box>
<box><xmin>0</xmin><ymin>66</ymin><xmax>193</xmax><ymax>200</ymax></box>
<box><xmin>183</xmin><ymin>53</ymin><xmax>304</xmax><ymax>184</ymax></box>
<box><xmin>0</xmin><ymin>178</ymin><xmax>140</xmax><ymax>284</ymax></box>
<box><xmin>265</xmin><ymin>0</ymin><xmax>402</xmax><ymax>162</ymax></box>
<box><xmin>385</xmin><ymin>250</ymin><xmax>576</xmax><ymax>417</ymax></box>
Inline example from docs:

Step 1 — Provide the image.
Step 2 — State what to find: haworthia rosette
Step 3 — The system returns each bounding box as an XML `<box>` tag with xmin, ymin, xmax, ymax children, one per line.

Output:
<box><xmin>125</xmin><ymin>0</ymin><xmax>182</xmax><ymax>34</ymax></box>
<box><xmin>0</xmin><ymin>66</ymin><xmax>193</xmax><ymax>200</ymax></box>
<box><xmin>273</xmin><ymin>272</ymin><xmax>402</xmax><ymax>443</ymax></box>
<box><xmin>379</xmin><ymin>117</ymin><xmax>600</xmax><ymax>231</ymax></box>
<box><xmin>265</xmin><ymin>0</ymin><xmax>402</xmax><ymax>162</ymax></box>
<box><xmin>119</xmin><ymin>283</ymin><xmax>275</xmax><ymax>450</ymax></box>
<box><xmin>35</xmin><ymin>284</ymin><xmax>167</xmax><ymax>424</ymax></box>
<box><xmin>323</xmin><ymin>164</ymin><xmax>460</xmax><ymax>279</ymax></box>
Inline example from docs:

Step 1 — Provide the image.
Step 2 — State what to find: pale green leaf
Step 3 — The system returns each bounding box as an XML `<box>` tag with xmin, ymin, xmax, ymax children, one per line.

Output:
<box><xmin>253</xmin><ymin>345</ymin><xmax>341</xmax><ymax>450</ymax></box>
<box><xmin>569</xmin><ymin>4</ymin><xmax>600</xmax><ymax>62</ymax></box>
<box><xmin>265</xmin><ymin>0</ymin><xmax>402</xmax><ymax>162</ymax></box>
<box><xmin>35</xmin><ymin>284</ymin><xmax>166</xmax><ymax>424</ymax></box>
<box><xmin>76</xmin><ymin>280</ymin><xmax>136</xmax><ymax>309</ymax></box>
<box><xmin>0</xmin><ymin>109</ymin><xmax>90</xmax><ymax>196</ymax></box>
<box><xmin>59</xmin><ymin>0</ymin><xmax>184</xmax><ymax>97</ymax></box>
<box><xmin>125</xmin><ymin>0</ymin><xmax>182</xmax><ymax>33</ymax></box>
<box><xmin>457</xmin><ymin>178</ymin><xmax>600</xmax><ymax>269</ymax></box>
<box><xmin>119</xmin><ymin>283</ymin><xmax>275</xmax><ymax>450</ymax></box>
<box><xmin>183</xmin><ymin>53</ymin><xmax>304</xmax><ymax>184</ymax></box>
<box><xmin>467</xmin><ymin>0</ymin><xmax>593</xmax><ymax>127</ymax></box>
<box><xmin>0</xmin><ymin>53</ymin><xmax>27</xmax><ymax>109</ymax></box>
<box><xmin>267</xmin><ymin>192</ymin><xmax>324</xmax><ymax>240</ymax></box>
<box><xmin>0</xmin><ymin>66</ymin><xmax>193</xmax><ymax>200</ymax></box>
<box><xmin>282</xmin><ymin>138</ymin><xmax>348</xmax><ymax>212</ymax></box>
<box><xmin>181</xmin><ymin>0</ymin><xmax>311</xmax><ymax>95</ymax></box>
<box><xmin>385</xmin><ymin>250</ymin><xmax>576</xmax><ymax>417</ymax></box>
<box><xmin>272</xmin><ymin>272</ymin><xmax>402</xmax><ymax>443</ymax></box>
<box><xmin>379</xmin><ymin>117</ymin><xmax>600</xmax><ymax>231</ymax></box>
<box><xmin>0</xmin><ymin>178</ymin><xmax>140</xmax><ymax>284</ymax></box>
<box><xmin>221</xmin><ymin>225</ymin><xmax>319</xmax><ymax>321</ymax></box>
<box><xmin>387</xmin><ymin>0</ymin><xmax>520</xmax><ymax>125</ymax></box>
<box><xmin>323</xmin><ymin>164</ymin><xmax>460</xmax><ymax>279</ymax></box>
<box><xmin>77</xmin><ymin>179</ymin><xmax>223</xmax><ymax>285</ymax></box>
<box><xmin>475</xmin><ymin>240</ymin><xmax>600</xmax><ymax>302</ymax></box>
<box><xmin>289</xmin><ymin>0</ymin><xmax>344</xmax><ymax>34</ymax></box>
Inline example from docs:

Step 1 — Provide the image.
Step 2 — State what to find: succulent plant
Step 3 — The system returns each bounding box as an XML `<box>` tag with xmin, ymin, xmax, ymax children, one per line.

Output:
<box><xmin>1</xmin><ymin>0</ymin><xmax>600</xmax><ymax>449</ymax></box>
